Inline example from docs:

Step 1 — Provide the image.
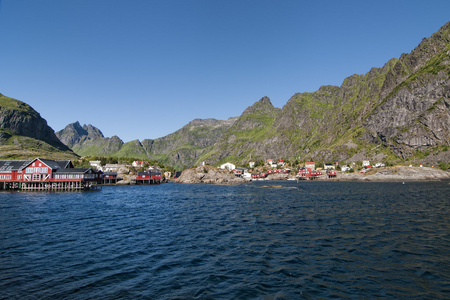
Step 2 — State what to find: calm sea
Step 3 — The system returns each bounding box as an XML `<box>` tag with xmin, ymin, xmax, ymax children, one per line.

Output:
<box><xmin>1</xmin><ymin>181</ymin><xmax>449</xmax><ymax>299</ymax></box>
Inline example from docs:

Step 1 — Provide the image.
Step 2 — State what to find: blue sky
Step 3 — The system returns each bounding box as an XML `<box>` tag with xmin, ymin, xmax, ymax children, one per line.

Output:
<box><xmin>0</xmin><ymin>1</ymin><xmax>449</xmax><ymax>142</ymax></box>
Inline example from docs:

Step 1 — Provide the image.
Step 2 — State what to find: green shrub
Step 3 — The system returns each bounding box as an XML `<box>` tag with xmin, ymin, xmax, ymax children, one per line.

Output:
<box><xmin>438</xmin><ymin>162</ymin><xmax>448</xmax><ymax>171</ymax></box>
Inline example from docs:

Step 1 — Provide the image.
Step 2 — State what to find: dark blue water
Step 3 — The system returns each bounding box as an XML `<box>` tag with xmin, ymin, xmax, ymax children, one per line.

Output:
<box><xmin>1</xmin><ymin>181</ymin><xmax>449</xmax><ymax>299</ymax></box>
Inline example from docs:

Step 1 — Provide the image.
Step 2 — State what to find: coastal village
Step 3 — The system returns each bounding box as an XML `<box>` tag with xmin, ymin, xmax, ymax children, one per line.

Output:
<box><xmin>0</xmin><ymin>156</ymin><xmax>448</xmax><ymax>191</ymax></box>
<box><xmin>0</xmin><ymin>158</ymin><xmax>163</xmax><ymax>191</ymax></box>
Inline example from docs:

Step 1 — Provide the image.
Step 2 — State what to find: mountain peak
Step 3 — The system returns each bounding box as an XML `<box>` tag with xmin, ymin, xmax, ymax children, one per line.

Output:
<box><xmin>242</xmin><ymin>96</ymin><xmax>279</xmax><ymax>117</ymax></box>
<box><xmin>258</xmin><ymin>96</ymin><xmax>272</xmax><ymax>105</ymax></box>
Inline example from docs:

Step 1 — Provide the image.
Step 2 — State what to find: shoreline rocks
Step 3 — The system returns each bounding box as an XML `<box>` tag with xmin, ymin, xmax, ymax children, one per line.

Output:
<box><xmin>337</xmin><ymin>166</ymin><xmax>450</xmax><ymax>181</ymax></box>
<box><xmin>175</xmin><ymin>165</ymin><xmax>246</xmax><ymax>185</ymax></box>
<box><xmin>175</xmin><ymin>166</ymin><xmax>449</xmax><ymax>184</ymax></box>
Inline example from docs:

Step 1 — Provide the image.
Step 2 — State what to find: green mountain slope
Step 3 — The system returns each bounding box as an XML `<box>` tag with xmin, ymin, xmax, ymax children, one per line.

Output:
<box><xmin>57</xmin><ymin>21</ymin><xmax>450</xmax><ymax>168</ymax></box>
<box><xmin>57</xmin><ymin>118</ymin><xmax>237</xmax><ymax>169</ymax></box>
<box><xmin>202</xmin><ymin>21</ymin><xmax>450</xmax><ymax>166</ymax></box>
<box><xmin>0</xmin><ymin>94</ymin><xmax>78</xmax><ymax>160</ymax></box>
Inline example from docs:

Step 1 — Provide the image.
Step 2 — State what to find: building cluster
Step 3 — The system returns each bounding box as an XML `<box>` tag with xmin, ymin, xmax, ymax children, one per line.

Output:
<box><xmin>220</xmin><ymin>159</ymin><xmax>340</xmax><ymax>180</ymax></box>
<box><xmin>0</xmin><ymin>158</ymin><xmax>102</xmax><ymax>191</ymax></box>
<box><xmin>221</xmin><ymin>159</ymin><xmax>392</xmax><ymax>180</ymax></box>
<box><xmin>0</xmin><ymin>158</ymin><xmax>163</xmax><ymax>191</ymax></box>
<box><xmin>89</xmin><ymin>160</ymin><xmax>162</xmax><ymax>185</ymax></box>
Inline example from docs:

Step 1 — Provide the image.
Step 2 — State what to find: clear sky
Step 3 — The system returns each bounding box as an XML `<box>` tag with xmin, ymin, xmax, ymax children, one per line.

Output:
<box><xmin>0</xmin><ymin>1</ymin><xmax>449</xmax><ymax>142</ymax></box>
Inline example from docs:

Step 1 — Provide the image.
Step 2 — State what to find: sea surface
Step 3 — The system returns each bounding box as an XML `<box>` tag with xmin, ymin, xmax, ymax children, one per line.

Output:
<box><xmin>1</xmin><ymin>181</ymin><xmax>449</xmax><ymax>299</ymax></box>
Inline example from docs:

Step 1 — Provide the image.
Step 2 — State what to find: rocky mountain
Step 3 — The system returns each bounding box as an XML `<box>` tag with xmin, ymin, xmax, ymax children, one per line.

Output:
<box><xmin>58</xmin><ymin>22</ymin><xmax>449</xmax><ymax>168</ymax></box>
<box><xmin>0</xmin><ymin>93</ymin><xmax>77</xmax><ymax>160</ymax></box>
<box><xmin>202</xmin><ymin>21</ymin><xmax>450</xmax><ymax>166</ymax></box>
<box><xmin>56</xmin><ymin>117</ymin><xmax>237</xmax><ymax>169</ymax></box>
<box><xmin>199</xmin><ymin>96</ymin><xmax>282</xmax><ymax>163</ymax></box>
<box><xmin>141</xmin><ymin>117</ymin><xmax>237</xmax><ymax>169</ymax></box>
<box><xmin>56</xmin><ymin>122</ymin><xmax>125</xmax><ymax>156</ymax></box>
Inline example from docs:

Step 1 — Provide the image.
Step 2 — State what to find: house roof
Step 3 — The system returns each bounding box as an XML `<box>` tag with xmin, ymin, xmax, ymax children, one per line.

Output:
<box><xmin>0</xmin><ymin>159</ymin><xmax>76</xmax><ymax>171</ymax></box>
<box><xmin>103</xmin><ymin>171</ymin><xmax>118</xmax><ymax>176</ymax></box>
<box><xmin>28</xmin><ymin>158</ymin><xmax>62</xmax><ymax>170</ymax></box>
<box><xmin>137</xmin><ymin>171</ymin><xmax>161</xmax><ymax>176</ymax></box>
<box><xmin>56</xmin><ymin>160</ymin><xmax>74</xmax><ymax>169</ymax></box>
<box><xmin>0</xmin><ymin>160</ymin><xmax>31</xmax><ymax>171</ymax></box>
<box><xmin>235</xmin><ymin>167</ymin><xmax>248</xmax><ymax>171</ymax></box>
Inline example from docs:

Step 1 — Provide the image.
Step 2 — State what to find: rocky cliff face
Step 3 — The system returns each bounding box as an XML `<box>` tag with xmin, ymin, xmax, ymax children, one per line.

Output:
<box><xmin>56</xmin><ymin>121</ymin><xmax>89</xmax><ymax>148</ymax></box>
<box><xmin>363</xmin><ymin>25</ymin><xmax>450</xmax><ymax>158</ymax></box>
<box><xmin>0</xmin><ymin>94</ymin><xmax>71</xmax><ymax>151</ymax></box>
<box><xmin>56</xmin><ymin>122</ymin><xmax>125</xmax><ymax>156</ymax></box>
<box><xmin>203</xmin><ymin>22</ymin><xmax>450</xmax><ymax>166</ymax></box>
<box><xmin>0</xmin><ymin>93</ymin><xmax>77</xmax><ymax>159</ymax></box>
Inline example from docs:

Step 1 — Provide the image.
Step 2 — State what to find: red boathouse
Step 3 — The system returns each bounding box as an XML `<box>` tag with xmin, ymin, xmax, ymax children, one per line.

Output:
<box><xmin>0</xmin><ymin>158</ymin><xmax>102</xmax><ymax>191</ymax></box>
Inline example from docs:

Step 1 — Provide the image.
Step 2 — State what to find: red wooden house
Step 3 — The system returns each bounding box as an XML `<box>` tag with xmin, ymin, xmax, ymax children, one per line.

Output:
<box><xmin>102</xmin><ymin>171</ymin><xmax>118</xmax><ymax>184</ymax></box>
<box><xmin>136</xmin><ymin>171</ymin><xmax>161</xmax><ymax>184</ymax></box>
<box><xmin>297</xmin><ymin>168</ymin><xmax>321</xmax><ymax>180</ymax></box>
<box><xmin>327</xmin><ymin>169</ymin><xmax>337</xmax><ymax>178</ymax></box>
<box><xmin>0</xmin><ymin>158</ymin><xmax>102</xmax><ymax>191</ymax></box>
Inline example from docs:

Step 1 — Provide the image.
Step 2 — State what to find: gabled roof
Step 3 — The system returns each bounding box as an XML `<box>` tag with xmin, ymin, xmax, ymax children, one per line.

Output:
<box><xmin>56</xmin><ymin>160</ymin><xmax>74</xmax><ymax>169</ymax></box>
<box><xmin>39</xmin><ymin>159</ymin><xmax>63</xmax><ymax>170</ymax></box>
<box><xmin>21</xmin><ymin>158</ymin><xmax>61</xmax><ymax>171</ymax></box>
<box><xmin>0</xmin><ymin>160</ymin><xmax>32</xmax><ymax>171</ymax></box>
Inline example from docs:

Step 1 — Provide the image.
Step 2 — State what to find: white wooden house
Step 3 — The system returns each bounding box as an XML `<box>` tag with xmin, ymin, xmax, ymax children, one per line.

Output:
<box><xmin>220</xmin><ymin>162</ymin><xmax>236</xmax><ymax>171</ymax></box>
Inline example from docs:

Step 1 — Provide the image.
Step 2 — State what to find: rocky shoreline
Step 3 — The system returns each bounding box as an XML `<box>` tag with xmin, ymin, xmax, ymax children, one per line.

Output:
<box><xmin>175</xmin><ymin>165</ymin><xmax>246</xmax><ymax>185</ymax></box>
<box><xmin>174</xmin><ymin>166</ymin><xmax>450</xmax><ymax>184</ymax></box>
<box><xmin>336</xmin><ymin>166</ymin><xmax>450</xmax><ymax>181</ymax></box>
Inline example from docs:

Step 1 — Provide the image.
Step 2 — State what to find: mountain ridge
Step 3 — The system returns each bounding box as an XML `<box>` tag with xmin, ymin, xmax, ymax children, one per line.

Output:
<box><xmin>55</xmin><ymin>21</ymin><xmax>450</xmax><ymax>168</ymax></box>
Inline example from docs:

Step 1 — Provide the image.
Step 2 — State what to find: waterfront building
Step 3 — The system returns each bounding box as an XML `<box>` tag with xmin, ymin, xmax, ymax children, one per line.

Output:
<box><xmin>0</xmin><ymin>158</ymin><xmax>102</xmax><ymax>191</ymax></box>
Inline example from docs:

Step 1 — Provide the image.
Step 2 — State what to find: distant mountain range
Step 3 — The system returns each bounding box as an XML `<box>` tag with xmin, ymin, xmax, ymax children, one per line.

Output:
<box><xmin>56</xmin><ymin>118</ymin><xmax>237</xmax><ymax>169</ymax></box>
<box><xmin>56</xmin><ymin>22</ymin><xmax>450</xmax><ymax>168</ymax></box>
<box><xmin>2</xmin><ymin>22</ymin><xmax>449</xmax><ymax>168</ymax></box>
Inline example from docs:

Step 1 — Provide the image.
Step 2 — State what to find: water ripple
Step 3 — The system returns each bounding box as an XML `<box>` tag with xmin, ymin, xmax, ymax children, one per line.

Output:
<box><xmin>1</xmin><ymin>181</ymin><xmax>449</xmax><ymax>299</ymax></box>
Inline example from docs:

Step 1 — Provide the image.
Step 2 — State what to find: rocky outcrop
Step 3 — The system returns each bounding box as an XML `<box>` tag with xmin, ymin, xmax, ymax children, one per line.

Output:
<box><xmin>339</xmin><ymin>166</ymin><xmax>450</xmax><ymax>181</ymax></box>
<box><xmin>175</xmin><ymin>165</ymin><xmax>246</xmax><ymax>184</ymax></box>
